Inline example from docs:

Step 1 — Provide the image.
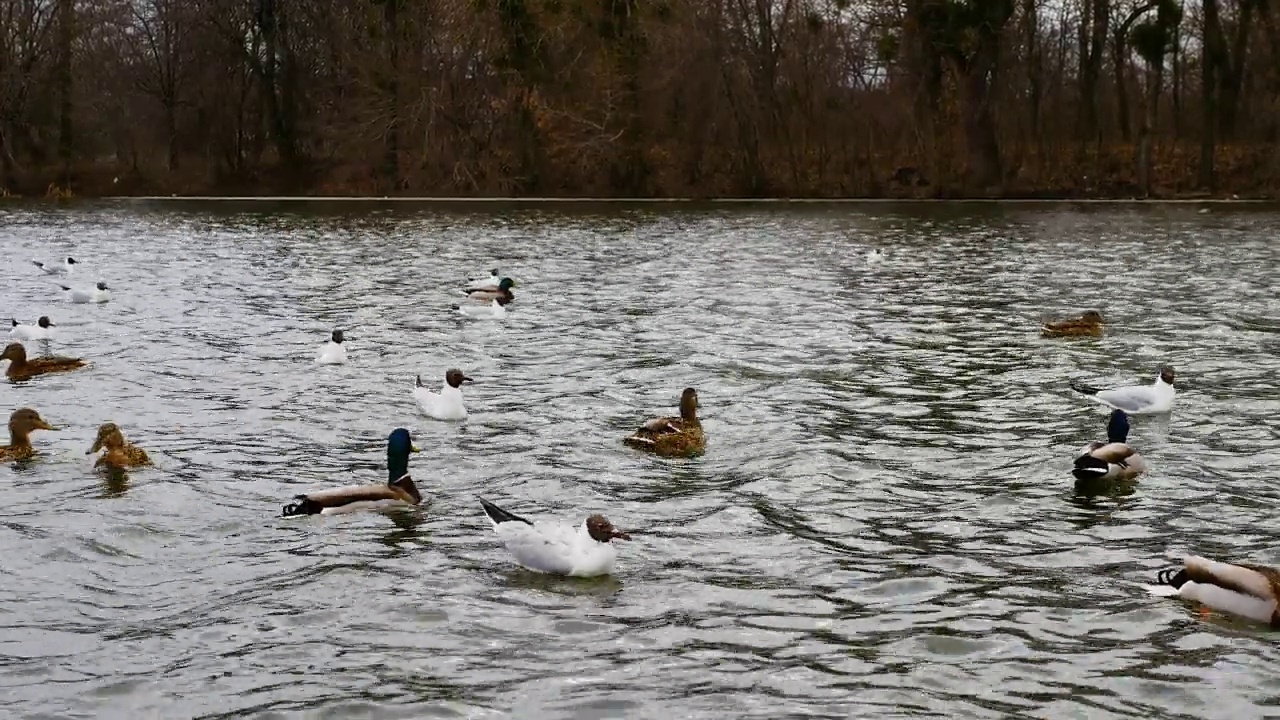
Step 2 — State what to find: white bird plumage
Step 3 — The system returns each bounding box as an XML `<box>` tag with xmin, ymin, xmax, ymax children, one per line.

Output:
<box><xmin>413</xmin><ymin>368</ymin><xmax>472</xmax><ymax>420</ymax></box>
<box><xmin>59</xmin><ymin>281</ymin><xmax>110</xmax><ymax>304</ymax></box>
<box><xmin>315</xmin><ymin>329</ymin><xmax>347</xmax><ymax>364</ymax></box>
<box><xmin>867</xmin><ymin>248</ymin><xmax>885</xmax><ymax>263</ymax></box>
<box><xmin>454</xmin><ymin>299</ymin><xmax>506</xmax><ymax>320</ymax></box>
<box><xmin>10</xmin><ymin>316</ymin><xmax>56</xmax><ymax>341</ymax></box>
<box><xmin>479</xmin><ymin>497</ymin><xmax>632</xmax><ymax>577</ymax></box>
<box><xmin>465</xmin><ymin>269</ymin><xmax>501</xmax><ymax>291</ymax></box>
<box><xmin>33</xmin><ymin>257</ymin><xmax>78</xmax><ymax>275</ymax></box>
<box><xmin>1070</xmin><ymin>366</ymin><xmax>1176</xmax><ymax>414</ymax></box>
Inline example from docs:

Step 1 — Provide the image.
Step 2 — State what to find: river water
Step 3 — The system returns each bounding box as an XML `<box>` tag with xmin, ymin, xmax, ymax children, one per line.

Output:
<box><xmin>1</xmin><ymin>200</ymin><xmax>1278</xmax><ymax>719</ymax></box>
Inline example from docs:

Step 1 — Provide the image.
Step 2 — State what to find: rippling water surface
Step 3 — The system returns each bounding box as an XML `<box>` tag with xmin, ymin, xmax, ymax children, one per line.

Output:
<box><xmin>2</xmin><ymin>200</ymin><xmax>1279</xmax><ymax>719</ymax></box>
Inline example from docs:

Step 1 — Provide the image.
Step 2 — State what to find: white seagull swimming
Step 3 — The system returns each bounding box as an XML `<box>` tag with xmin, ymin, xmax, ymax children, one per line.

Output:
<box><xmin>1070</xmin><ymin>366</ymin><xmax>1176</xmax><ymax>414</ymax></box>
<box><xmin>33</xmin><ymin>257</ymin><xmax>78</xmax><ymax>275</ymax></box>
<box><xmin>479</xmin><ymin>497</ymin><xmax>632</xmax><ymax>577</ymax></box>
<box><xmin>59</xmin><ymin>282</ymin><xmax>111</xmax><ymax>304</ymax></box>
<box><xmin>413</xmin><ymin>368</ymin><xmax>472</xmax><ymax>420</ymax></box>
<box><xmin>1150</xmin><ymin>555</ymin><xmax>1280</xmax><ymax>627</ymax></box>
<box><xmin>315</xmin><ymin>329</ymin><xmax>347</xmax><ymax>364</ymax></box>
<box><xmin>10</xmin><ymin>316</ymin><xmax>56</xmax><ymax>341</ymax></box>
<box><xmin>453</xmin><ymin>299</ymin><xmax>506</xmax><ymax>321</ymax></box>
<box><xmin>867</xmin><ymin>248</ymin><xmax>885</xmax><ymax>263</ymax></box>
<box><xmin>465</xmin><ymin>268</ymin><xmax>502</xmax><ymax>291</ymax></box>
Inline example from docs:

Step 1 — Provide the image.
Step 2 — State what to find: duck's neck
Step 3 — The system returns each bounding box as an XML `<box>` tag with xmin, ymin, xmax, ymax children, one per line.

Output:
<box><xmin>387</xmin><ymin>454</ymin><xmax>410</xmax><ymax>484</ymax></box>
<box><xmin>7</xmin><ymin>427</ymin><xmax>30</xmax><ymax>449</ymax></box>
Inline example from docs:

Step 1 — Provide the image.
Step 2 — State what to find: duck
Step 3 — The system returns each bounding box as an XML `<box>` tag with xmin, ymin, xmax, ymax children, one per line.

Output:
<box><xmin>10</xmin><ymin>316</ymin><xmax>56</xmax><ymax>341</ymax></box>
<box><xmin>315</xmin><ymin>329</ymin><xmax>347</xmax><ymax>364</ymax></box>
<box><xmin>623</xmin><ymin>387</ymin><xmax>705</xmax><ymax>457</ymax></box>
<box><xmin>1152</xmin><ymin>556</ymin><xmax>1280</xmax><ymax>628</ymax></box>
<box><xmin>414</xmin><ymin>369</ymin><xmax>472</xmax><ymax>421</ymax></box>
<box><xmin>1072</xmin><ymin>409</ymin><xmax>1147</xmax><ymax>482</ymax></box>
<box><xmin>463</xmin><ymin>277</ymin><xmax>515</xmax><ymax>304</ymax></box>
<box><xmin>0</xmin><ymin>408</ymin><xmax>56</xmax><ymax>461</ymax></box>
<box><xmin>281</xmin><ymin>428</ymin><xmax>423</xmax><ymax>516</ymax></box>
<box><xmin>465</xmin><ymin>269</ymin><xmax>502</xmax><ymax>291</ymax></box>
<box><xmin>479</xmin><ymin>497</ymin><xmax>632</xmax><ymax>577</ymax></box>
<box><xmin>1070</xmin><ymin>366</ymin><xmax>1176</xmax><ymax>414</ymax></box>
<box><xmin>1042</xmin><ymin>310</ymin><xmax>1104</xmax><ymax>337</ymax></box>
<box><xmin>86</xmin><ymin>423</ymin><xmax>152</xmax><ymax>469</ymax></box>
<box><xmin>452</xmin><ymin>299</ymin><xmax>506</xmax><ymax>320</ymax></box>
<box><xmin>1</xmin><ymin>342</ymin><xmax>87</xmax><ymax>380</ymax></box>
<box><xmin>867</xmin><ymin>248</ymin><xmax>884</xmax><ymax>263</ymax></box>
<box><xmin>59</xmin><ymin>281</ymin><xmax>110</xmax><ymax>304</ymax></box>
<box><xmin>32</xmin><ymin>257</ymin><xmax>78</xmax><ymax>275</ymax></box>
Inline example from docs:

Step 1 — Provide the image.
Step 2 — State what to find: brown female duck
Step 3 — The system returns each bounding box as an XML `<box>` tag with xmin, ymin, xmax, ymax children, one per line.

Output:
<box><xmin>87</xmin><ymin>423</ymin><xmax>152</xmax><ymax>469</ymax></box>
<box><xmin>1041</xmin><ymin>310</ymin><xmax>1104</xmax><ymax>338</ymax></box>
<box><xmin>623</xmin><ymin>387</ymin><xmax>705</xmax><ymax>457</ymax></box>
<box><xmin>0</xmin><ymin>408</ymin><xmax>56</xmax><ymax>461</ymax></box>
<box><xmin>1</xmin><ymin>342</ymin><xmax>86</xmax><ymax>380</ymax></box>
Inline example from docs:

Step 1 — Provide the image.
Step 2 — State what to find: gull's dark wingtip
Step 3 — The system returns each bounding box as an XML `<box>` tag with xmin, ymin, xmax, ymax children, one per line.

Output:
<box><xmin>479</xmin><ymin>497</ymin><xmax>532</xmax><ymax>525</ymax></box>
<box><xmin>1069</xmin><ymin>380</ymin><xmax>1101</xmax><ymax>396</ymax></box>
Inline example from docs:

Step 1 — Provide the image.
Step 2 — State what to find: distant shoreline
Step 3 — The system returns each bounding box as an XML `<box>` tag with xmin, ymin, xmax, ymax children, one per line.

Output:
<box><xmin>88</xmin><ymin>195</ymin><xmax>1280</xmax><ymax>204</ymax></box>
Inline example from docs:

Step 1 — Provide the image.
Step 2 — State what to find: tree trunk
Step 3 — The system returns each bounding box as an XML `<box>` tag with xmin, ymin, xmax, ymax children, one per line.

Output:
<box><xmin>1079</xmin><ymin>0</ymin><xmax>1107</xmax><ymax>141</ymax></box>
<box><xmin>1137</xmin><ymin>62</ymin><xmax>1163</xmax><ymax>197</ymax></box>
<box><xmin>56</xmin><ymin>0</ymin><xmax>74</xmax><ymax>184</ymax></box>
<box><xmin>1200</xmin><ymin>0</ymin><xmax>1220</xmax><ymax>190</ymax></box>
<box><xmin>961</xmin><ymin>55</ymin><xmax>1002</xmax><ymax>190</ymax></box>
<box><xmin>383</xmin><ymin>0</ymin><xmax>400</xmax><ymax>188</ymax></box>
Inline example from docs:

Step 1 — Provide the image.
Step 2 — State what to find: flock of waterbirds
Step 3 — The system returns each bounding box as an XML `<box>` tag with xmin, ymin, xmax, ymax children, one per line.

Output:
<box><xmin>3</xmin><ymin>253</ymin><xmax>1277</xmax><ymax>629</ymax></box>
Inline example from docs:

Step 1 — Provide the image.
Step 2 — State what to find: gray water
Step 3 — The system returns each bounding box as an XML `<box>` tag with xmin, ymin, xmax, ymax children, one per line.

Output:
<box><xmin>2</xmin><ymin>200</ymin><xmax>1279</xmax><ymax>719</ymax></box>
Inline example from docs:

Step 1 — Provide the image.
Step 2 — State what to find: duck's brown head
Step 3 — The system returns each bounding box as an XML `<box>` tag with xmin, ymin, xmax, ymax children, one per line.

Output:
<box><xmin>1082</xmin><ymin>310</ymin><xmax>1103</xmax><ymax>323</ymax></box>
<box><xmin>1</xmin><ymin>343</ymin><xmax>27</xmax><ymax>363</ymax></box>
<box><xmin>88</xmin><ymin>423</ymin><xmax>126</xmax><ymax>454</ymax></box>
<box><xmin>679</xmin><ymin>388</ymin><xmax>699</xmax><ymax>421</ymax></box>
<box><xmin>9</xmin><ymin>408</ymin><xmax>54</xmax><ymax>437</ymax></box>
<box><xmin>445</xmin><ymin>369</ymin><xmax>474</xmax><ymax>388</ymax></box>
<box><xmin>1160</xmin><ymin>366</ymin><xmax>1176</xmax><ymax>385</ymax></box>
<box><xmin>586</xmin><ymin>514</ymin><xmax>631</xmax><ymax>543</ymax></box>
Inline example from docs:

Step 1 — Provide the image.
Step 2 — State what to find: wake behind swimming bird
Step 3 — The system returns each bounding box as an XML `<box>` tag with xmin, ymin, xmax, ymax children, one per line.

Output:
<box><xmin>414</xmin><ymin>369</ymin><xmax>472</xmax><ymax>420</ymax></box>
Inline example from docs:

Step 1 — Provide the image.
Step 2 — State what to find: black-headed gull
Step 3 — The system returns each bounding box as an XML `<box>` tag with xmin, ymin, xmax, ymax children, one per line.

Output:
<box><xmin>59</xmin><ymin>281</ymin><xmax>110</xmax><ymax>304</ymax></box>
<box><xmin>1070</xmin><ymin>367</ymin><xmax>1175</xmax><ymax>414</ymax></box>
<box><xmin>414</xmin><ymin>369</ymin><xmax>472</xmax><ymax>420</ymax></box>
<box><xmin>464</xmin><ymin>269</ymin><xmax>501</xmax><ymax>291</ymax></box>
<box><xmin>479</xmin><ymin>497</ymin><xmax>632</xmax><ymax>577</ymax></box>
<box><xmin>452</xmin><ymin>299</ymin><xmax>506</xmax><ymax>320</ymax></box>
<box><xmin>315</xmin><ymin>329</ymin><xmax>347</xmax><ymax>364</ymax></box>
<box><xmin>32</xmin><ymin>257</ymin><xmax>78</xmax><ymax>275</ymax></box>
<box><xmin>10</xmin><ymin>316</ymin><xmax>56</xmax><ymax>341</ymax></box>
<box><xmin>1150</xmin><ymin>556</ymin><xmax>1280</xmax><ymax>627</ymax></box>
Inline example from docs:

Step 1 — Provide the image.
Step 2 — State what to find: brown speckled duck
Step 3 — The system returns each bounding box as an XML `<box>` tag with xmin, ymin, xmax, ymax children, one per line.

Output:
<box><xmin>1</xmin><ymin>342</ymin><xmax>86</xmax><ymax>380</ymax></box>
<box><xmin>624</xmin><ymin>388</ymin><xmax>704</xmax><ymax>457</ymax></box>
<box><xmin>87</xmin><ymin>423</ymin><xmax>152</xmax><ymax>469</ymax></box>
<box><xmin>0</xmin><ymin>408</ymin><xmax>56</xmax><ymax>461</ymax></box>
<box><xmin>1041</xmin><ymin>310</ymin><xmax>1104</xmax><ymax>338</ymax></box>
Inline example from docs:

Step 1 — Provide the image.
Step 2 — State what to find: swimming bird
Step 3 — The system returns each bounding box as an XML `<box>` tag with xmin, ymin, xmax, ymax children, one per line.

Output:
<box><xmin>623</xmin><ymin>387</ymin><xmax>705</xmax><ymax>457</ymax></box>
<box><xmin>32</xmin><ymin>257</ymin><xmax>78</xmax><ymax>275</ymax></box>
<box><xmin>867</xmin><ymin>248</ymin><xmax>884</xmax><ymax>263</ymax></box>
<box><xmin>315</xmin><ymin>329</ymin><xmax>347</xmax><ymax>364</ymax></box>
<box><xmin>1</xmin><ymin>342</ymin><xmax>87</xmax><ymax>381</ymax></box>
<box><xmin>1070</xmin><ymin>367</ymin><xmax>1176</xmax><ymax>414</ymax></box>
<box><xmin>281</xmin><ymin>428</ymin><xmax>423</xmax><ymax>516</ymax></box>
<box><xmin>465</xmin><ymin>269</ymin><xmax>502</xmax><ymax>291</ymax></box>
<box><xmin>1042</xmin><ymin>310</ymin><xmax>1104</xmax><ymax>338</ymax></box>
<box><xmin>59</xmin><ymin>281</ymin><xmax>110</xmax><ymax>304</ymax></box>
<box><xmin>479</xmin><ymin>497</ymin><xmax>632</xmax><ymax>577</ymax></box>
<box><xmin>0</xmin><ymin>408</ymin><xmax>56</xmax><ymax>461</ymax></box>
<box><xmin>10</xmin><ymin>316</ymin><xmax>56</xmax><ymax>341</ymax></box>
<box><xmin>414</xmin><ymin>369</ymin><xmax>472</xmax><ymax>421</ymax></box>
<box><xmin>86</xmin><ymin>423</ymin><xmax>152</xmax><ymax>469</ymax></box>
<box><xmin>463</xmin><ymin>277</ymin><xmax>515</xmax><ymax>304</ymax></box>
<box><xmin>1072</xmin><ymin>409</ymin><xmax>1147</xmax><ymax>482</ymax></box>
<box><xmin>1151</xmin><ymin>556</ymin><xmax>1280</xmax><ymax>627</ymax></box>
<box><xmin>452</xmin><ymin>299</ymin><xmax>506</xmax><ymax>320</ymax></box>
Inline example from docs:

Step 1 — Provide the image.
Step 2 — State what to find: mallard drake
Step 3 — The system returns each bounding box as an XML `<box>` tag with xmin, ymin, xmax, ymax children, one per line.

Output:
<box><xmin>623</xmin><ymin>387</ymin><xmax>704</xmax><ymax>457</ymax></box>
<box><xmin>0</xmin><ymin>408</ymin><xmax>56</xmax><ymax>461</ymax></box>
<box><xmin>463</xmin><ymin>277</ymin><xmax>515</xmax><ymax>304</ymax></box>
<box><xmin>414</xmin><ymin>369</ymin><xmax>472</xmax><ymax>420</ymax></box>
<box><xmin>1</xmin><ymin>342</ymin><xmax>87</xmax><ymax>380</ymax></box>
<box><xmin>315</xmin><ymin>329</ymin><xmax>347</xmax><ymax>364</ymax></box>
<box><xmin>59</xmin><ymin>281</ymin><xmax>110</xmax><ymax>304</ymax></box>
<box><xmin>479</xmin><ymin>497</ymin><xmax>631</xmax><ymax>577</ymax></box>
<box><xmin>1071</xmin><ymin>366</ymin><xmax>1176</xmax><ymax>414</ymax></box>
<box><xmin>86</xmin><ymin>423</ymin><xmax>152</xmax><ymax>469</ymax></box>
<box><xmin>32</xmin><ymin>257</ymin><xmax>78</xmax><ymax>275</ymax></box>
<box><xmin>1042</xmin><ymin>310</ymin><xmax>1104</xmax><ymax>337</ymax></box>
<box><xmin>10</xmin><ymin>316</ymin><xmax>55</xmax><ymax>341</ymax></box>
<box><xmin>1152</xmin><ymin>556</ymin><xmax>1280</xmax><ymax>627</ymax></box>
<box><xmin>1072</xmin><ymin>409</ymin><xmax>1147</xmax><ymax>482</ymax></box>
<box><xmin>281</xmin><ymin>428</ymin><xmax>423</xmax><ymax>516</ymax></box>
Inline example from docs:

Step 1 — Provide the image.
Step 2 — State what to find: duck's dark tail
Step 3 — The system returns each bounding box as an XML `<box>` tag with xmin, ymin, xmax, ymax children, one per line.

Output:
<box><xmin>281</xmin><ymin>495</ymin><xmax>321</xmax><ymax>517</ymax></box>
<box><xmin>58</xmin><ymin>284</ymin><xmax>71</xmax><ymax>292</ymax></box>
<box><xmin>1071</xmin><ymin>455</ymin><xmax>1110</xmax><ymax>482</ymax></box>
<box><xmin>1156</xmin><ymin>567</ymin><xmax>1188</xmax><ymax>589</ymax></box>
<box><xmin>1070</xmin><ymin>379</ymin><xmax>1102</xmax><ymax>396</ymax></box>
<box><xmin>479</xmin><ymin>497</ymin><xmax>532</xmax><ymax>526</ymax></box>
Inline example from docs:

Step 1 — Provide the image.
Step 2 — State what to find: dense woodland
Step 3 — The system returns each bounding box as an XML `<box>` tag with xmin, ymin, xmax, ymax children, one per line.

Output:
<box><xmin>1</xmin><ymin>0</ymin><xmax>1278</xmax><ymax>198</ymax></box>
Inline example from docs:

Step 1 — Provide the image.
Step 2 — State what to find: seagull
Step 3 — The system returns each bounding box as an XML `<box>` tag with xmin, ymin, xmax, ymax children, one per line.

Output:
<box><xmin>10</xmin><ymin>316</ymin><xmax>56</xmax><ymax>341</ymax></box>
<box><xmin>1070</xmin><ymin>366</ymin><xmax>1176</xmax><ymax>414</ymax></box>
<box><xmin>59</xmin><ymin>281</ymin><xmax>110</xmax><ymax>304</ymax></box>
<box><xmin>479</xmin><ymin>497</ymin><xmax>632</xmax><ymax>577</ymax></box>
<box><xmin>452</xmin><ymin>299</ymin><xmax>506</xmax><ymax>320</ymax></box>
<box><xmin>867</xmin><ymin>248</ymin><xmax>884</xmax><ymax>263</ymax></box>
<box><xmin>315</xmin><ymin>329</ymin><xmax>347</xmax><ymax>364</ymax></box>
<box><xmin>413</xmin><ymin>369</ymin><xmax>472</xmax><ymax>420</ymax></box>
<box><xmin>465</xmin><ymin>268</ymin><xmax>501</xmax><ymax>291</ymax></box>
<box><xmin>33</xmin><ymin>257</ymin><xmax>78</xmax><ymax>275</ymax></box>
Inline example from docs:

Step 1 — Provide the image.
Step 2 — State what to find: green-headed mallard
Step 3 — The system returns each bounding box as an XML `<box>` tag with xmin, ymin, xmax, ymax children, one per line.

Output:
<box><xmin>1152</xmin><ymin>556</ymin><xmax>1280</xmax><ymax>627</ymax></box>
<box><xmin>1072</xmin><ymin>409</ymin><xmax>1148</xmax><ymax>482</ymax></box>
<box><xmin>624</xmin><ymin>387</ymin><xmax>704</xmax><ymax>457</ymax></box>
<box><xmin>281</xmin><ymin>428</ymin><xmax>423</xmax><ymax>516</ymax></box>
<box><xmin>463</xmin><ymin>277</ymin><xmax>515</xmax><ymax>305</ymax></box>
